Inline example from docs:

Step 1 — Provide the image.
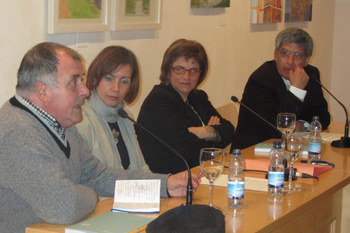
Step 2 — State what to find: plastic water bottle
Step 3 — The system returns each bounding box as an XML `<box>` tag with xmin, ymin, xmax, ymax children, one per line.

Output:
<box><xmin>227</xmin><ymin>149</ymin><xmax>245</xmax><ymax>207</ymax></box>
<box><xmin>308</xmin><ymin>116</ymin><xmax>322</xmax><ymax>161</ymax></box>
<box><xmin>268</xmin><ymin>141</ymin><xmax>284</xmax><ymax>195</ymax></box>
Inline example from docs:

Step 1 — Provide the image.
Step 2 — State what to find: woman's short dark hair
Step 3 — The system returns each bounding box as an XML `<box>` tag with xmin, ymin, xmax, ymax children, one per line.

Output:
<box><xmin>159</xmin><ymin>39</ymin><xmax>208</xmax><ymax>87</ymax></box>
<box><xmin>86</xmin><ymin>46</ymin><xmax>140</xmax><ymax>104</ymax></box>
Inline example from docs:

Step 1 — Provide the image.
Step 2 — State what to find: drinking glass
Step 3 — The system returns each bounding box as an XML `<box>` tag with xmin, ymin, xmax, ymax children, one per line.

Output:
<box><xmin>199</xmin><ymin>148</ymin><xmax>225</xmax><ymax>208</ymax></box>
<box><xmin>283</xmin><ymin>134</ymin><xmax>303</xmax><ymax>193</ymax></box>
<box><xmin>276</xmin><ymin>113</ymin><xmax>296</xmax><ymax>147</ymax></box>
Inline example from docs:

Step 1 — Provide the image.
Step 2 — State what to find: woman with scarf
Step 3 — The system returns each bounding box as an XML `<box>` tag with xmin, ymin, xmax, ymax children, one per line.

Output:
<box><xmin>77</xmin><ymin>46</ymin><xmax>150</xmax><ymax>172</ymax></box>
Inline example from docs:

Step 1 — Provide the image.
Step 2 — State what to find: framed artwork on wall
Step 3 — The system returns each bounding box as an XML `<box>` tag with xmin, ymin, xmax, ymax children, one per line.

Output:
<box><xmin>112</xmin><ymin>0</ymin><xmax>162</xmax><ymax>30</ymax></box>
<box><xmin>250</xmin><ymin>0</ymin><xmax>282</xmax><ymax>24</ymax></box>
<box><xmin>285</xmin><ymin>0</ymin><xmax>313</xmax><ymax>22</ymax></box>
<box><xmin>47</xmin><ymin>0</ymin><xmax>110</xmax><ymax>34</ymax></box>
<box><xmin>190</xmin><ymin>0</ymin><xmax>230</xmax><ymax>8</ymax></box>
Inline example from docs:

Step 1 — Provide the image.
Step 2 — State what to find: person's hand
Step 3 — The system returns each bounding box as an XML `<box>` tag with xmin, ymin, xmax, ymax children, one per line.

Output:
<box><xmin>289</xmin><ymin>66</ymin><xmax>309</xmax><ymax>90</ymax></box>
<box><xmin>167</xmin><ymin>171</ymin><xmax>200</xmax><ymax>197</ymax></box>
<box><xmin>188</xmin><ymin>125</ymin><xmax>218</xmax><ymax>140</ymax></box>
<box><xmin>188</xmin><ymin>126</ymin><xmax>206</xmax><ymax>138</ymax></box>
<box><xmin>207</xmin><ymin>116</ymin><xmax>221</xmax><ymax>126</ymax></box>
<box><xmin>188</xmin><ymin>116</ymin><xmax>220</xmax><ymax>139</ymax></box>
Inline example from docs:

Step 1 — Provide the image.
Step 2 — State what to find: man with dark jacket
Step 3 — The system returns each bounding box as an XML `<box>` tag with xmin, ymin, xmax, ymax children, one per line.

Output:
<box><xmin>232</xmin><ymin>27</ymin><xmax>330</xmax><ymax>150</ymax></box>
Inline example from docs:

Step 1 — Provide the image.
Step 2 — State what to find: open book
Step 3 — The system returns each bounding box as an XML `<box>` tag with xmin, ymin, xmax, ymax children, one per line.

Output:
<box><xmin>112</xmin><ymin>179</ymin><xmax>160</xmax><ymax>213</ymax></box>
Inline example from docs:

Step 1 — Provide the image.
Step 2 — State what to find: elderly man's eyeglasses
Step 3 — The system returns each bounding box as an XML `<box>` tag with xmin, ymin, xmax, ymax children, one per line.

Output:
<box><xmin>172</xmin><ymin>66</ymin><xmax>201</xmax><ymax>77</ymax></box>
<box><xmin>279</xmin><ymin>48</ymin><xmax>306</xmax><ymax>61</ymax></box>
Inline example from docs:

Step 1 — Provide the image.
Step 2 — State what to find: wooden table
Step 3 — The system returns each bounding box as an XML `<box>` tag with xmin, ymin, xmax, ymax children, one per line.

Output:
<box><xmin>26</xmin><ymin>122</ymin><xmax>350</xmax><ymax>233</ymax></box>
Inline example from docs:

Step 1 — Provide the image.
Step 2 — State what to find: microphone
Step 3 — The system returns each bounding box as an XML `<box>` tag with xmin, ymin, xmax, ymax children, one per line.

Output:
<box><xmin>312</xmin><ymin>77</ymin><xmax>350</xmax><ymax>148</ymax></box>
<box><xmin>231</xmin><ymin>96</ymin><xmax>282</xmax><ymax>136</ymax></box>
<box><xmin>282</xmin><ymin>160</ymin><xmax>319</xmax><ymax>180</ymax></box>
<box><xmin>117</xmin><ymin>108</ymin><xmax>193</xmax><ymax>205</ymax></box>
<box><xmin>296</xmin><ymin>171</ymin><xmax>319</xmax><ymax>180</ymax></box>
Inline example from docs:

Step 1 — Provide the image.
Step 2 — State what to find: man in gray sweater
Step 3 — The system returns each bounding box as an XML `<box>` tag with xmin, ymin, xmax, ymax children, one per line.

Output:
<box><xmin>0</xmin><ymin>42</ymin><xmax>199</xmax><ymax>233</ymax></box>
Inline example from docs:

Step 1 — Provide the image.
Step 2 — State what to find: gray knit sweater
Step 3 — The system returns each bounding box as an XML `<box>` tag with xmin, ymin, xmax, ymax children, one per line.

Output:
<box><xmin>0</xmin><ymin>98</ymin><xmax>169</xmax><ymax>233</ymax></box>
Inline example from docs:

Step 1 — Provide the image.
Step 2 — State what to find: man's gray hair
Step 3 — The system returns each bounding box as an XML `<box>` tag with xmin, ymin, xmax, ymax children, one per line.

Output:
<box><xmin>16</xmin><ymin>42</ymin><xmax>83</xmax><ymax>95</ymax></box>
<box><xmin>275</xmin><ymin>27</ymin><xmax>313</xmax><ymax>56</ymax></box>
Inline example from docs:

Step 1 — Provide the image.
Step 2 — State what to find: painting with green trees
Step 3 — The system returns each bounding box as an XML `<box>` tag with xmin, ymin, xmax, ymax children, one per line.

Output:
<box><xmin>59</xmin><ymin>0</ymin><xmax>102</xmax><ymax>19</ymax></box>
<box><xmin>125</xmin><ymin>0</ymin><xmax>150</xmax><ymax>15</ymax></box>
<box><xmin>191</xmin><ymin>0</ymin><xmax>230</xmax><ymax>8</ymax></box>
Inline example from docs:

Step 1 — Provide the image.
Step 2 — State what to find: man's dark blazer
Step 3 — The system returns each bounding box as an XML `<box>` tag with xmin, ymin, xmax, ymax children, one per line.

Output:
<box><xmin>231</xmin><ymin>60</ymin><xmax>330</xmax><ymax>150</ymax></box>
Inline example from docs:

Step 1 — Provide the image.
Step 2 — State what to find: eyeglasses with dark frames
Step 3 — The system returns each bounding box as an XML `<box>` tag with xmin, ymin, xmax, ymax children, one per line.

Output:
<box><xmin>172</xmin><ymin>66</ymin><xmax>201</xmax><ymax>77</ymax></box>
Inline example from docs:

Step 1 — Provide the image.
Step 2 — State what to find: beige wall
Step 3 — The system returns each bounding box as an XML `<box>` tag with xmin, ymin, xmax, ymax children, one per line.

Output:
<box><xmin>331</xmin><ymin>0</ymin><xmax>350</xmax><ymax>122</ymax></box>
<box><xmin>0</xmin><ymin>0</ymin><xmax>348</xmax><ymax>126</ymax></box>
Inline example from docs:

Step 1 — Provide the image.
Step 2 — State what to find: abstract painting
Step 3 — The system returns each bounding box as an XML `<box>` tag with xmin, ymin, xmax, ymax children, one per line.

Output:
<box><xmin>251</xmin><ymin>0</ymin><xmax>282</xmax><ymax>24</ymax></box>
<box><xmin>285</xmin><ymin>0</ymin><xmax>313</xmax><ymax>22</ymax></box>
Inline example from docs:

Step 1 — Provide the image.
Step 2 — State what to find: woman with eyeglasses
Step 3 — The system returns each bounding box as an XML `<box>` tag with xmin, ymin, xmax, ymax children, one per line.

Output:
<box><xmin>136</xmin><ymin>39</ymin><xmax>234</xmax><ymax>174</ymax></box>
<box><xmin>77</xmin><ymin>46</ymin><xmax>150</xmax><ymax>172</ymax></box>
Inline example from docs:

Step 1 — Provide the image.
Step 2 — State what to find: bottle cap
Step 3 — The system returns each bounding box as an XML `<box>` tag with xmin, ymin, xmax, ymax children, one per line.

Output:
<box><xmin>273</xmin><ymin>141</ymin><xmax>282</xmax><ymax>149</ymax></box>
<box><xmin>231</xmin><ymin>149</ymin><xmax>241</xmax><ymax>156</ymax></box>
<box><xmin>312</xmin><ymin>116</ymin><xmax>320</xmax><ymax>121</ymax></box>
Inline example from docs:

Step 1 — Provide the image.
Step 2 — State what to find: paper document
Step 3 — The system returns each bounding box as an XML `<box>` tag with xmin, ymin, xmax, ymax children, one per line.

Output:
<box><xmin>254</xmin><ymin>142</ymin><xmax>308</xmax><ymax>156</ymax></box>
<box><xmin>112</xmin><ymin>179</ymin><xmax>160</xmax><ymax>213</ymax></box>
<box><xmin>320</xmin><ymin>132</ymin><xmax>343</xmax><ymax>142</ymax></box>
<box><xmin>296</xmin><ymin>132</ymin><xmax>343</xmax><ymax>142</ymax></box>
<box><xmin>201</xmin><ymin>174</ymin><xmax>268</xmax><ymax>192</ymax></box>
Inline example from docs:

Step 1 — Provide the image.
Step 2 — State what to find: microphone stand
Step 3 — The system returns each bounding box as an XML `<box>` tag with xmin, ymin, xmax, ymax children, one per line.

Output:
<box><xmin>314</xmin><ymin>79</ymin><xmax>350</xmax><ymax>148</ymax></box>
<box><xmin>231</xmin><ymin>96</ymin><xmax>282</xmax><ymax>137</ymax></box>
<box><xmin>117</xmin><ymin>109</ymin><xmax>193</xmax><ymax>205</ymax></box>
